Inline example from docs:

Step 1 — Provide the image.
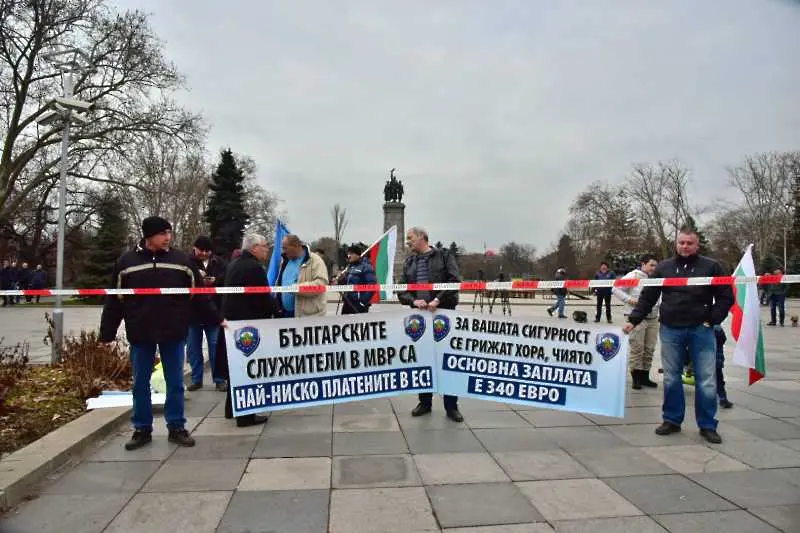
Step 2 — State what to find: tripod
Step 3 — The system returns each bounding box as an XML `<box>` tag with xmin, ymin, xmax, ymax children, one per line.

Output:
<box><xmin>472</xmin><ymin>270</ymin><xmax>487</xmax><ymax>313</ymax></box>
<box><xmin>488</xmin><ymin>289</ymin><xmax>512</xmax><ymax>316</ymax></box>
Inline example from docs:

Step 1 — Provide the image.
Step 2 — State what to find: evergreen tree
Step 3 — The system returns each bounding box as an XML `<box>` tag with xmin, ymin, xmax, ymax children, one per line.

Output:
<box><xmin>204</xmin><ymin>149</ymin><xmax>249</xmax><ymax>259</ymax></box>
<box><xmin>556</xmin><ymin>234</ymin><xmax>578</xmax><ymax>276</ymax></box>
<box><xmin>447</xmin><ymin>241</ymin><xmax>461</xmax><ymax>259</ymax></box>
<box><xmin>79</xmin><ymin>196</ymin><xmax>128</xmax><ymax>302</ymax></box>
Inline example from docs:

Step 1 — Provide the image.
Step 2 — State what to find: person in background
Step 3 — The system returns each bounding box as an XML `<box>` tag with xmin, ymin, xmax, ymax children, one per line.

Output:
<box><xmin>612</xmin><ymin>254</ymin><xmax>659</xmax><ymax>389</ymax></box>
<box><xmin>336</xmin><ymin>244</ymin><xmax>377</xmax><ymax>314</ymax></box>
<box><xmin>1</xmin><ymin>259</ymin><xmax>14</xmax><ymax>307</ymax></box>
<box><xmin>218</xmin><ymin>233</ymin><xmax>280</xmax><ymax>426</ymax></box>
<box><xmin>714</xmin><ymin>325</ymin><xmax>733</xmax><ymax>409</ymax></box>
<box><xmin>186</xmin><ymin>236</ymin><xmax>228</xmax><ymax>392</ymax></box>
<box><xmin>19</xmin><ymin>262</ymin><xmax>31</xmax><ymax>303</ymax></box>
<box><xmin>29</xmin><ymin>265</ymin><xmax>47</xmax><ymax>303</ymax></box>
<box><xmin>547</xmin><ymin>268</ymin><xmax>568</xmax><ymax>318</ymax></box>
<box><xmin>594</xmin><ymin>261</ymin><xmax>615</xmax><ymax>323</ymax></box>
<box><xmin>766</xmin><ymin>267</ymin><xmax>787</xmax><ymax>326</ymax></box>
<box><xmin>276</xmin><ymin>235</ymin><xmax>328</xmax><ymax>318</ymax></box>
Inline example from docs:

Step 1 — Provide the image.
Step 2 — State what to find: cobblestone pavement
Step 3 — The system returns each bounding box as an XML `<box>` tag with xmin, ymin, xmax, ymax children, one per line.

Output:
<box><xmin>2</xmin><ymin>303</ymin><xmax>799</xmax><ymax>532</ymax></box>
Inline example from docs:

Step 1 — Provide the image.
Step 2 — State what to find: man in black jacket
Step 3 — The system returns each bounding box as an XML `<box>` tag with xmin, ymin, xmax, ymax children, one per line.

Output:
<box><xmin>397</xmin><ymin>226</ymin><xmax>464</xmax><ymax>422</ymax></box>
<box><xmin>623</xmin><ymin>226</ymin><xmax>734</xmax><ymax>444</ymax></box>
<box><xmin>337</xmin><ymin>244</ymin><xmax>377</xmax><ymax>314</ymax></box>
<box><xmin>100</xmin><ymin>216</ymin><xmax>222</xmax><ymax>451</ymax></box>
<box><xmin>187</xmin><ymin>236</ymin><xmax>229</xmax><ymax>392</ymax></box>
<box><xmin>219</xmin><ymin>233</ymin><xmax>279</xmax><ymax>426</ymax></box>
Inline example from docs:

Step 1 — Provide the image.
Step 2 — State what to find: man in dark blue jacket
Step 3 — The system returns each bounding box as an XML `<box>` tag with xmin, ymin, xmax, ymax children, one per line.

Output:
<box><xmin>594</xmin><ymin>261</ymin><xmax>615</xmax><ymax>323</ymax></box>
<box><xmin>337</xmin><ymin>244</ymin><xmax>377</xmax><ymax>314</ymax></box>
<box><xmin>624</xmin><ymin>226</ymin><xmax>734</xmax><ymax>444</ymax></box>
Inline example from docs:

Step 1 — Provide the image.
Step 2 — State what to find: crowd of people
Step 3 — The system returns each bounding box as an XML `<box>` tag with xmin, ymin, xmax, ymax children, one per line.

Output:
<box><xmin>0</xmin><ymin>261</ymin><xmax>47</xmax><ymax>306</ymax></box>
<box><xmin>42</xmin><ymin>213</ymin><xmax>779</xmax><ymax>451</ymax></box>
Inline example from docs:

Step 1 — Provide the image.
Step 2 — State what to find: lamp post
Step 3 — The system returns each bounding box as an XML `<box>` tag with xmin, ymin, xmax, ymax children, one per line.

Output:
<box><xmin>37</xmin><ymin>48</ymin><xmax>93</xmax><ymax>363</ymax></box>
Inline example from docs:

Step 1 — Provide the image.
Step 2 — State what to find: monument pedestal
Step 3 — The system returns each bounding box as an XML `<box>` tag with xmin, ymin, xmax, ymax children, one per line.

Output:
<box><xmin>383</xmin><ymin>201</ymin><xmax>406</xmax><ymax>279</ymax></box>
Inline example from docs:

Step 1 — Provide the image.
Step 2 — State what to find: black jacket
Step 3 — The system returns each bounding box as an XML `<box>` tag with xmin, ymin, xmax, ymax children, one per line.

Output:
<box><xmin>222</xmin><ymin>250</ymin><xmax>279</xmax><ymax>321</ymax></box>
<box><xmin>341</xmin><ymin>257</ymin><xmax>378</xmax><ymax>312</ymax></box>
<box><xmin>397</xmin><ymin>248</ymin><xmax>460</xmax><ymax>309</ymax></box>
<box><xmin>628</xmin><ymin>254</ymin><xmax>734</xmax><ymax>328</ymax></box>
<box><xmin>100</xmin><ymin>241</ymin><xmax>220</xmax><ymax>343</ymax></box>
<box><xmin>189</xmin><ymin>254</ymin><xmax>228</xmax><ymax>325</ymax></box>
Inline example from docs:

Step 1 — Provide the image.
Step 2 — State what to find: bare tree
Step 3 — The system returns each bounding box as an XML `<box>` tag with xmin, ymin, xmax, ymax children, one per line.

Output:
<box><xmin>0</xmin><ymin>0</ymin><xmax>201</xmax><ymax>256</ymax></box>
<box><xmin>331</xmin><ymin>203</ymin><xmax>348</xmax><ymax>244</ymax></box>
<box><xmin>726</xmin><ymin>152</ymin><xmax>798</xmax><ymax>261</ymax></box>
<box><xmin>624</xmin><ymin>160</ymin><xmax>693</xmax><ymax>258</ymax></box>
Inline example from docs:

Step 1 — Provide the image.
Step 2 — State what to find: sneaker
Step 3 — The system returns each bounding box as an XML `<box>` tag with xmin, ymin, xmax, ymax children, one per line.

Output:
<box><xmin>168</xmin><ymin>428</ymin><xmax>195</xmax><ymax>447</ymax></box>
<box><xmin>682</xmin><ymin>373</ymin><xmax>695</xmax><ymax>386</ymax></box>
<box><xmin>719</xmin><ymin>399</ymin><xmax>734</xmax><ymax>409</ymax></box>
<box><xmin>411</xmin><ymin>403</ymin><xmax>432</xmax><ymax>417</ymax></box>
<box><xmin>124</xmin><ymin>430</ymin><xmax>152</xmax><ymax>450</ymax></box>
<box><xmin>446</xmin><ymin>409</ymin><xmax>464</xmax><ymax>423</ymax></box>
<box><xmin>655</xmin><ymin>421</ymin><xmax>681</xmax><ymax>435</ymax></box>
<box><xmin>215</xmin><ymin>382</ymin><xmax>227</xmax><ymax>392</ymax></box>
<box><xmin>187</xmin><ymin>383</ymin><xmax>202</xmax><ymax>391</ymax></box>
<box><xmin>699</xmin><ymin>428</ymin><xmax>722</xmax><ymax>444</ymax></box>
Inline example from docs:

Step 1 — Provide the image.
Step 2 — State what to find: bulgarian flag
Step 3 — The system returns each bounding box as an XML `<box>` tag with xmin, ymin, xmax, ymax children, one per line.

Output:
<box><xmin>365</xmin><ymin>226</ymin><xmax>397</xmax><ymax>303</ymax></box>
<box><xmin>731</xmin><ymin>244</ymin><xmax>766</xmax><ymax>385</ymax></box>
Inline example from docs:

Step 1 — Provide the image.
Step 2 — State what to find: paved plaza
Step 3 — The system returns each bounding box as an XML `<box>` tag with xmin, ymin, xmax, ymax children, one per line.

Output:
<box><xmin>1</xmin><ymin>301</ymin><xmax>799</xmax><ymax>532</ymax></box>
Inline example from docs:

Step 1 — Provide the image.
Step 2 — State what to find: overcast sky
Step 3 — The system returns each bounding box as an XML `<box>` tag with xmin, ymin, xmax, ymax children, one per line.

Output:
<box><xmin>115</xmin><ymin>0</ymin><xmax>800</xmax><ymax>253</ymax></box>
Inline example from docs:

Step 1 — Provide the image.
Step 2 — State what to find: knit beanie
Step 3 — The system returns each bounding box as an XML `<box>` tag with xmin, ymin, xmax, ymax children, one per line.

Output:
<box><xmin>142</xmin><ymin>216</ymin><xmax>172</xmax><ymax>238</ymax></box>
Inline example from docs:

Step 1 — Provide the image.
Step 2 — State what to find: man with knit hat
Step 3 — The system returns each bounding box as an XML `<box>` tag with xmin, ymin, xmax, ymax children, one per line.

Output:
<box><xmin>100</xmin><ymin>216</ymin><xmax>223</xmax><ymax>451</ymax></box>
<box><xmin>187</xmin><ymin>235</ymin><xmax>228</xmax><ymax>392</ymax></box>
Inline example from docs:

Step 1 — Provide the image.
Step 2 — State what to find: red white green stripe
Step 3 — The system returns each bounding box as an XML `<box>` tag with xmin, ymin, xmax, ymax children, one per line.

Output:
<box><xmin>366</xmin><ymin>226</ymin><xmax>397</xmax><ymax>303</ymax></box>
<box><xmin>731</xmin><ymin>244</ymin><xmax>766</xmax><ymax>385</ymax></box>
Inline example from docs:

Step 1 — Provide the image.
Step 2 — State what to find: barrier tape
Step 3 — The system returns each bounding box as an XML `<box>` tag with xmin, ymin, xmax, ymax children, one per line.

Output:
<box><xmin>0</xmin><ymin>274</ymin><xmax>797</xmax><ymax>297</ymax></box>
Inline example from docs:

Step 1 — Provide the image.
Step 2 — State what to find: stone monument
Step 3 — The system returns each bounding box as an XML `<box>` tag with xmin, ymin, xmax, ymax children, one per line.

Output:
<box><xmin>383</xmin><ymin>168</ymin><xmax>406</xmax><ymax>277</ymax></box>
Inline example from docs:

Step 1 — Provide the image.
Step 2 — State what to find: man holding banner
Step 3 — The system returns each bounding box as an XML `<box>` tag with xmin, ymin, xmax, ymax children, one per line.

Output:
<box><xmin>398</xmin><ymin>226</ymin><xmax>464</xmax><ymax>423</ymax></box>
<box><xmin>623</xmin><ymin>226</ymin><xmax>734</xmax><ymax>444</ymax></box>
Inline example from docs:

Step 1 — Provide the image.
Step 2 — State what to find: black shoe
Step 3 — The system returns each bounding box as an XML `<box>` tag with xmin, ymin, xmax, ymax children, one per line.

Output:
<box><xmin>780</xmin><ymin>323</ymin><xmax>785</xmax><ymax>327</ymax></box>
<box><xmin>411</xmin><ymin>403</ymin><xmax>432</xmax><ymax>417</ymax></box>
<box><xmin>594</xmin><ymin>319</ymin><xmax>601</xmax><ymax>323</ymax></box>
<box><xmin>236</xmin><ymin>414</ymin><xmax>268</xmax><ymax>427</ymax></box>
<box><xmin>215</xmin><ymin>382</ymin><xmax>227</xmax><ymax>392</ymax></box>
<box><xmin>547</xmin><ymin>308</ymin><xmax>553</xmax><ymax>317</ymax></box>
<box><xmin>720</xmin><ymin>399</ymin><xmax>734</xmax><ymax>409</ymax></box>
<box><xmin>639</xmin><ymin>370</ymin><xmax>658</xmax><ymax>388</ymax></box>
<box><xmin>124</xmin><ymin>430</ymin><xmax>152</xmax><ymax>450</ymax></box>
<box><xmin>631</xmin><ymin>370</ymin><xmax>642</xmax><ymax>390</ymax></box>
<box><xmin>607</xmin><ymin>319</ymin><xmax>613</xmax><ymax>324</ymax></box>
<box><xmin>446</xmin><ymin>409</ymin><xmax>464</xmax><ymax>423</ymax></box>
<box><xmin>168</xmin><ymin>428</ymin><xmax>196</xmax><ymax>446</ymax></box>
<box><xmin>187</xmin><ymin>382</ymin><xmax>202</xmax><ymax>391</ymax></box>
<box><xmin>767</xmin><ymin>322</ymin><xmax>776</xmax><ymax>326</ymax></box>
<box><xmin>655</xmin><ymin>421</ymin><xmax>681</xmax><ymax>435</ymax></box>
<box><xmin>700</xmin><ymin>428</ymin><xmax>722</xmax><ymax>444</ymax></box>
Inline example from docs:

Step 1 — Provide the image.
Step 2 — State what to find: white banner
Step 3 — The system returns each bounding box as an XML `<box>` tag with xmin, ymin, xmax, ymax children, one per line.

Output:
<box><xmin>224</xmin><ymin>311</ymin><xmax>436</xmax><ymax>416</ymax></box>
<box><xmin>432</xmin><ymin>310</ymin><xmax>629</xmax><ymax>417</ymax></box>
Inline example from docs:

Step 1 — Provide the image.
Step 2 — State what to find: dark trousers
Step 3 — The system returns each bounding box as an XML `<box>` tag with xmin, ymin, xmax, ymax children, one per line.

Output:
<box><xmin>596</xmin><ymin>292</ymin><xmax>612</xmax><ymax>321</ymax></box>
<box><xmin>419</xmin><ymin>393</ymin><xmax>458</xmax><ymax>411</ymax></box>
<box><xmin>341</xmin><ymin>301</ymin><xmax>368</xmax><ymax>314</ymax></box>
<box><xmin>716</xmin><ymin>344</ymin><xmax>727</xmax><ymax>401</ymax></box>
<box><xmin>769</xmin><ymin>295</ymin><xmax>786</xmax><ymax>325</ymax></box>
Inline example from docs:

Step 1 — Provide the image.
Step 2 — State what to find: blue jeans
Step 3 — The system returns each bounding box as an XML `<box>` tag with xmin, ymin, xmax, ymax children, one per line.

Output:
<box><xmin>660</xmin><ymin>324</ymin><xmax>718</xmax><ymax>430</ymax></box>
<box><xmin>769</xmin><ymin>295</ymin><xmax>786</xmax><ymax>325</ymax></box>
<box><xmin>130</xmin><ymin>340</ymin><xmax>186</xmax><ymax>431</ymax></box>
<box><xmin>549</xmin><ymin>294</ymin><xmax>566</xmax><ymax>317</ymax></box>
<box><xmin>187</xmin><ymin>325</ymin><xmax>223</xmax><ymax>385</ymax></box>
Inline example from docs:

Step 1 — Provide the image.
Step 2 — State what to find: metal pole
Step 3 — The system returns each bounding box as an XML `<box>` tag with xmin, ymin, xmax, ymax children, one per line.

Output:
<box><xmin>51</xmin><ymin>116</ymin><xmax>71</xmax><ymax>364</ymax></box>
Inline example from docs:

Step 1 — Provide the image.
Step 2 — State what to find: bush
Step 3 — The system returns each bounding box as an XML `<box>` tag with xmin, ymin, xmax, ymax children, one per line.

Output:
<box><xmin>0</xmin><ymin>339</ymin><xmax>30</xmax><ymax>414</ymax></box>
<box><xmin>43</xmin><ymin>313</ymin><xmax>132</xmax><ymax>398</ymax></box>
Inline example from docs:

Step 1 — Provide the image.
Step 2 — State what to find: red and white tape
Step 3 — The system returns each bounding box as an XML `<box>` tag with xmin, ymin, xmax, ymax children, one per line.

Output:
<box><xmin>0</xmin><ymin>274</ymin><xmax>797</xmax><ymax>297</ymax></box>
